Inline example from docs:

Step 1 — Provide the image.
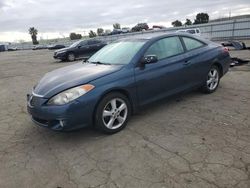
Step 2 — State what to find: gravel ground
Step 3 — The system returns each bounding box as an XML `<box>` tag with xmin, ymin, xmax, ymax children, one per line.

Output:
<box><xmin>0</xmin><ymin>49</ymin><xmax>250</xmax><ymax>188</ymax></box>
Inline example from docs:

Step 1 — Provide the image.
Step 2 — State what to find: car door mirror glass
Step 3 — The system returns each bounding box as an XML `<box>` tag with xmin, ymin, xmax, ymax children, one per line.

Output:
<box><xmin>142</xmin><ymin>55</ymin><xmax>158</xmax><ymax>64</ymax></box>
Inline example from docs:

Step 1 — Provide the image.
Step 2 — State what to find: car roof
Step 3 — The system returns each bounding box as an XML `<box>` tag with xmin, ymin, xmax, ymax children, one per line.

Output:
<box><xmin>77</xmin><ymin>39</ymin><xmax>100</xmax><ymax>42</ymax></box>
<box><xmin>119</xmin><ymin>32</ymin><xmax>204</xmax><ymax>42</ymax></box>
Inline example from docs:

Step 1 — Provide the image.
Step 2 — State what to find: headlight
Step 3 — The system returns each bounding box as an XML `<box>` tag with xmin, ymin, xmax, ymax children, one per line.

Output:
<box><xmin>47</xmin><ymin>84</ymin><xmax>95</xmax><ymax>105</ymax></box>
<box><xmin>57</xmin><ymin>50</ymin><xmax>66</xmax><ymax>54</ymax></box>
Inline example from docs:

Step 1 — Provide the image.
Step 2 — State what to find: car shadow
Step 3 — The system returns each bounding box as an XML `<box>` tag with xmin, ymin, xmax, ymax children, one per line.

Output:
<box><xmin>133</xmin><ymin>89</ymin><xmax>202</xmax><ymax>117</ymax></box>
<box><xmin>29</xmin><ymin>125</ymin><xmax>108</xmax><ymax>145</ymax></box>
<box><xmin>52</xmin><ymin>59</ymin><xmax>84</xmax><ymax>64</ymax></box>
<box><xmin>28</xmin><ymin>89</ymin><xmax>203</xmax><ymax>143</ymax></box>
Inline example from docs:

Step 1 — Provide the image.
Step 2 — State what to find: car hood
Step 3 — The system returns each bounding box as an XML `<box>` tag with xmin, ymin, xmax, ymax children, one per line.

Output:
<box><xmin>34</xmin><ymin>62</ymin><xmax>123</xmax><ymax>98</ymax></box>
<box><xmin>55</xmin><ymin>47</ymin><xmax>71</xmax><ymax>53</ymax></box>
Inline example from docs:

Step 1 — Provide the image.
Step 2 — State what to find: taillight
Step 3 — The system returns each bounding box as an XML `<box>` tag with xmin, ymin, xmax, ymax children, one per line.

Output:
<box><xmin>223</xmin><ymin>47</ymin><xmax>229</xmax><ymax>52</ymax></box>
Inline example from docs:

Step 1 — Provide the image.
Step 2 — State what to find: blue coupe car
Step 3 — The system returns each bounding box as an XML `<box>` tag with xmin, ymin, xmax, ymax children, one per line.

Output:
<box><xmin>27</xmin><ymin>33</ymin><xmax>231</xmax><ymax>133</ymax></box>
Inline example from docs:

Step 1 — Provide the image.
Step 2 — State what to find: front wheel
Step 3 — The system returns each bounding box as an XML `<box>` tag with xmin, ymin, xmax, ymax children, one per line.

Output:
<box><xmin>201</xmin><ymin>65</ymin><xmax>220</xmax><ymax>93</ymax></box>
<box><xmin>67</xmin><ymin>53</ymin><xmax>75</xmax><ymax>62</ymax></box>
<box><xmin>94</xmin><ymin>93</ymin><xmax>131</xmax><ymax>134</ymax></box>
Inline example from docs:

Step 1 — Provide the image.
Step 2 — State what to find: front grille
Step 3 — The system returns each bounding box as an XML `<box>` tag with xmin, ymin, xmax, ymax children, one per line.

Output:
<box><xmin>32</xmin><ymin>116</ymin><xmax>49</xmax><ymax>126</ymax></box>
<box><xmin>32</xmin><ymin>116</ymin><xmax>61</xmax><ymax>128</ymax></box>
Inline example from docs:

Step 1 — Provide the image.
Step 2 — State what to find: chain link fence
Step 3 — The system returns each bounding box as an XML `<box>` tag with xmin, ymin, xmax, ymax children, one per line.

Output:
<box><xmin>8</xmin><ymin>17</ymin><xmax>250</xmax><ymax>50</ymax></box>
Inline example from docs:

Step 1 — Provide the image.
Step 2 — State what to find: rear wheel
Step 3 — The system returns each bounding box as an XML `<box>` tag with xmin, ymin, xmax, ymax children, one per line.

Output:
<box><xmin>67</xmin><ymin>53</ymin><xmax>75</xmax><ymax>62</ymax></box>
<box><xmin>95</xmin><ymin>92</ymin><xmax>131</xmax><ymax>134</ymax></box>
<box><xmin>202</xmin><ymin>65</ymin><xmax>220</xmax><ymax>93</ymax></box>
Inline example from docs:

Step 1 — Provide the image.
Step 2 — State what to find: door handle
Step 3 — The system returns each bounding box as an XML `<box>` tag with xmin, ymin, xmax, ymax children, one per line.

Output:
<box><xmin>183</xmin><ymin>60</ymin><xmax>192</xmax><ymax>65</ymax></box>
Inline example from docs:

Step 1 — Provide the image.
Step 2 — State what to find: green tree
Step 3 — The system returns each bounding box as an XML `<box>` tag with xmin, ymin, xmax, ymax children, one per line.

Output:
<box><xmin>69</xmin><ymin>33</ymin><xmax>82</xmax><ymax>40</ymax></box>
<box><xmin>194</xmin><ymin>13</ymin><xmax>209</xmax><ymax>24</ymax></box>
<box><xmin>97</xmin><ymin>28</ymin><xmax>104</xmax><ymax>36</ymax></box>
<box><xmin>29</xmin><ymin>27</ymin><xmax>39</xmax><ymax>45</ymax></box>
<box><xmin>113</xmin><ymin>23</ymin><xmax>121</xmax><ymax>29</ymax></box>
<box><xmin>171</xmin><ymin>20</ymin><xmax>182</xmax><ymax>27</ymax></box>
<box><xmin>89</xmin><ymin>30</ymin><xmax>97</xmax><ymax>38</ymax></box>
<box><xmin>184</xmin><ymin>19</ymin><xmax>192</xmax><ymax>26</ymax></box>
<box><xmin>131</xmin><ymin>23</ymin><xmax>149</xmax><ymax>32</ymax></box>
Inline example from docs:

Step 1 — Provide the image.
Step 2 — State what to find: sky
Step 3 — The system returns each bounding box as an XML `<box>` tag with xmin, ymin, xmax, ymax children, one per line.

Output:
<box><xmin>0</xmin><ymin>0</ymin><xmax>250</xmax><ymax>42</ymax></box>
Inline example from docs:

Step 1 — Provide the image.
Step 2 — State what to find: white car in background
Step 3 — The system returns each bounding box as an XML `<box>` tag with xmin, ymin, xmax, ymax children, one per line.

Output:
<box><xmin>176</xmin><ymin>28</ymin><xmax>201</xmax><ymax>36</ymax></box>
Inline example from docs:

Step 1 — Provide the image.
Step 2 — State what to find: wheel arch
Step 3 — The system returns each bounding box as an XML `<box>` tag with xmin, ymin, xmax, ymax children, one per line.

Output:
<box><xmin>66</xmin><ymin>51</ymin><xmax>75</xmax><ymax>56</ymax></box>
<box><xmin>212</xmin><ymin>62</ymin><xmax>223</xmax><ymax>77</ymax></box>
<box><xmin>92</xmin><ymin>88</ymin><xmax>135</xmax><ymax>125</ymax></box>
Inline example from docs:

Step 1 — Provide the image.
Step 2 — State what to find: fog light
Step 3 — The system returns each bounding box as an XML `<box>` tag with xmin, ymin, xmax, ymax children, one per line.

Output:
<box><xmin>59</xmin><ymin>120</ymin><xmax>65</xmax><ymax>127</ymax></box>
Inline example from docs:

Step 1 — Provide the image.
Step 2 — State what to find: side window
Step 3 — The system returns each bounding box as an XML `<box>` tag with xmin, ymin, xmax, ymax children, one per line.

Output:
<box><xmin>182</xmin><ymin>37</ymin><xmax>205</xmax><ymax>51</ymax></box>
<box><xmin>80</xmin><ymin>41</ymin><xmax>87</xmax><ymax>46</ymax></box>
<box><xmin>88</xmin><ymin>40</ymin><xmax>101</xmax><ymax>45</ymax></box>
<box><xmin>88</xmin><ymin>40</ymin><xmax>95</xmax><ymax>45</ymax></box>
<box><xmin>145</xmin><ymin>37</ymin><xmax>184</xmax><ymax>60</ymax></box>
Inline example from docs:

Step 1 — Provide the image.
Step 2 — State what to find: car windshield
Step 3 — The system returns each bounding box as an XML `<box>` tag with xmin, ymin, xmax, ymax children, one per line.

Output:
<box><xmin>88</xmin><ymin>41</ymin><xmax>145</xmax><ymax>65</ymax></box>
<box><xmin>70</xmin><ymin>40</ymin><xmax>82</xmax><ymax>48</ymax></box>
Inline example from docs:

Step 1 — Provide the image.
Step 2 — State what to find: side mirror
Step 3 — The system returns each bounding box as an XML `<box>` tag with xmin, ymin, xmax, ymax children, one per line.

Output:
<box><xmin>141</xmin><ymin>55</ymin><xmax>158</xmax><ymax>65</ymax></box>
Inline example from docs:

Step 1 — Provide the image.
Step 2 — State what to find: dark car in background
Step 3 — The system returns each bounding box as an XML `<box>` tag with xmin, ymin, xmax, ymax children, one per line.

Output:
<box><xmin>27</xmin><ymin>33</ymin><xmax>230</xmax><ymax>134</ymax></box>
<box><xmin>109</xmin><ymin>29</ymin><xmax>123</xmax><ymax>35</ymax></box>
<box><xmin>152</xmin><ymin>25</ymin><xmax>167</xmax><ymax>30</ymax></box>
<box><xmin>48</xmin><ymin>44</ymin><xmax>65</xmax><ymax>50</ymax></box>
<box><xmin>53</xmin><ymin>39</ymin><xmax>107</xmax><ymax>61</ymax></box>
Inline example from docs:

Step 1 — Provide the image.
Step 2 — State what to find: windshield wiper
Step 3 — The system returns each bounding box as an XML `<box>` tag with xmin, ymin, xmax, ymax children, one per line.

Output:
<box><xmin>88</xmin><ymin>61</ymin><xmax>111</xmax><ymax>65</ymax></box>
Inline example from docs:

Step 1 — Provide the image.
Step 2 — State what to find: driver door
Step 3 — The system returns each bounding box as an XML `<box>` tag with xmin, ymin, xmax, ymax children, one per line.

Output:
<box><xmin>135</xmin><ymin>36</ymin><xmax>187</xmax><ymax>106</ymax></box>
<box><xmin>76</xmin><ymin>40</ymin><xmax>89</xmax><ymax>58</ymax></box>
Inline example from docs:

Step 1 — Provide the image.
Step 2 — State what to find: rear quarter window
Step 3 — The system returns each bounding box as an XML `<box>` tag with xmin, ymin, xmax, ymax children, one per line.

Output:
<box><xmin>182</xmin><ymin>37</ymin><xmax>205</xmax><ymax>51</ymax></box>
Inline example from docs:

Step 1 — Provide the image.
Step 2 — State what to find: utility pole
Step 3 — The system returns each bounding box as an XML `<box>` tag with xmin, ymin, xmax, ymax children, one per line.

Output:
<box><xmin>83</xmin><ymin>30</ymin><xmax>86</xmax><ymax>36</ymax></box>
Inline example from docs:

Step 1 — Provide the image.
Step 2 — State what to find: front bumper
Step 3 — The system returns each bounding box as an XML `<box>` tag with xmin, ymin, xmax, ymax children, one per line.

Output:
<box><xmin>27</xmin><ymin>94</ymin><xmax>94</xmax><ymax>131</ymax></box>
<box><xmin>53</xmin><ymin>52</ymin><xmax>67</xmax><ymax>60</ymax></box>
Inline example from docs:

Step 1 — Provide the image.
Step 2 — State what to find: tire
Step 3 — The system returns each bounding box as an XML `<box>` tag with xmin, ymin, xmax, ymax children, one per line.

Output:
<box><xmin>67</xmin><ymin>53</ymin><xmax>75</xmax><ymax>62</ymax></box>
<box><xmin>201</xmin><ymin>65</ymin><xmax>220</xmax><ymax>94</ymax></box>
<box><xmin>94</xmin><ymin>92</ymin><xmax>131</xmax><ymax>134</ymax></box>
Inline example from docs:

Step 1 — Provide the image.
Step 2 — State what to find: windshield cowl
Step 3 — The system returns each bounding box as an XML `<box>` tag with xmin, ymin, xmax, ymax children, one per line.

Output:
<box><xmin>87</xmin><ymin>61</ymin><xmax>111</xmax><ymax>65</ymax></box>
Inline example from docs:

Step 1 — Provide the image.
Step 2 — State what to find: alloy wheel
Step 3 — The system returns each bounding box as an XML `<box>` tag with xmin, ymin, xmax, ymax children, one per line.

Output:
<box><xmin>102</xmin><ymin>98</ymin><xmax>128</xmax><ymax>130</ymax></box>
<box><xmin>68</xmin><ymin>53</ymin><xmax>75</xmax><ymax>61</ymax></box>
<box><xmin>207</xmin><ymin>68</ymin><xmax>219</xmax><ymax>91</ymax></box>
